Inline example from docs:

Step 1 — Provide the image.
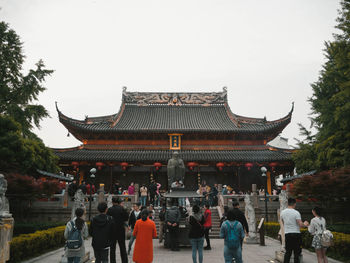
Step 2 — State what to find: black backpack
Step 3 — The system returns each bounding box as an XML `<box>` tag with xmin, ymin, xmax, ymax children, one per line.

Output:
<box><xmin>68</xmin><ymin>184</ymin><xmax>75</xmax><ymax>197</ymax></box>
<box><xmin>66</xmin><ymin>220</ymin><xmax>83</xmax><ymax>251</ymax></box>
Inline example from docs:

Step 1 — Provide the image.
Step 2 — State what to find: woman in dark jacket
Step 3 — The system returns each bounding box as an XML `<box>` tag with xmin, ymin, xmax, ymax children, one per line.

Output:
<box><xmin>188</xmin><ymin>205</ymin><xmax>205</xmax><ymax>263</ymax></box>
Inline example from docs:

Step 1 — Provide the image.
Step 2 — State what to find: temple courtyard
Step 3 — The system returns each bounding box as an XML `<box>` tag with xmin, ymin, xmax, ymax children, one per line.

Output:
<box><xmin>22</xmin><ymin>237</ymin><xmax>343</xmax><ymax>263</ymax></box>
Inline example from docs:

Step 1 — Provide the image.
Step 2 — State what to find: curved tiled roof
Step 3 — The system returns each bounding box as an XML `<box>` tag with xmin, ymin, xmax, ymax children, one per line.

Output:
<box><xmin>54</xmin><ymin>148</ymin><xmax>292</xmax><ymax>163</ymax></box>
<box><xmin>56</xmin><ymin>89</ymin><xmax>293</xmax><ymax>138</ymax></box>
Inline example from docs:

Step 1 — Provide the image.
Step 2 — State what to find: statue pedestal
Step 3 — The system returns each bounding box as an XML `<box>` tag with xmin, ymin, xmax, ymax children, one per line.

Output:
<box><xmin>245</xmin><ymin>234</ymin><xmax>259</xmax><ymax>244</ymax></box>
<box><xmin>275</xmin><ymin>250</ymin><xmax>284</xmax><ymax>262</ymax></box>
<box><xmin>0</xmin><ymin>217</ymin><xmax>14</xmax><ymax>263</ymax></box>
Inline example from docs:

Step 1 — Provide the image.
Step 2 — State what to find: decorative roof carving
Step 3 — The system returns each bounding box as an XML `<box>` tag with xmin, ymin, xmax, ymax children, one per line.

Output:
<box><xmin>55</xmin><ymin>89</ymin><xmax>293</xmax><ymax>142</ymax></box>
<box><xmin>122</xmin><ymin>87</ymin><xmax>227</xmax><ymax>106</ymax></box>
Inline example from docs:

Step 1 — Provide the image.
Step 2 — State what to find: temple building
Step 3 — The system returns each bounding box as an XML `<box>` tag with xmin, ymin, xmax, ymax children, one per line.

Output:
<box><xmin>54</xmin><ymin>88</ymin><xmax>295</xmax><ymax>193</ymax></box>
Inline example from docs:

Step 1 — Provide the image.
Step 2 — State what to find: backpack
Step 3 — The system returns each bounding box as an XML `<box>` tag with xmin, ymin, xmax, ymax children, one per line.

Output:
<box><xmin>320</xmin><ymin>223</ymin><xmax>333</xmax><ymax>247</ymax></box>
<box><xmin>225</xmin><ymin>221</ymin><xmax>240</xmax><ymax>249</ymax></box>
<box><xmin>68</xmin><ymin>184</ymin><xmax>75</xmax><ymax>197</ymax></box>
<box><xmin>159</xmin><ymin>210</ymin><xmax>166</xmax><ymax>221</ymax></box>
<box><xmin>66</xmin><ymin>220</ymin><xmax>83</xmax><ymax>251</ymax></box>
<box><xmin>192</xmin><ymin>215</ymin><xmax>204</xmax><ymax>236</ymax></box>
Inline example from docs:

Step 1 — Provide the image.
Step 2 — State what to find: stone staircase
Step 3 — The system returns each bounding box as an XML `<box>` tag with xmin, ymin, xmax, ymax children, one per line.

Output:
<box><xmin>209</xmin><ymin>207</ymin><xmax>221</xmax><ymax>238</ymax></box>
<box><xmin>153</xmin><ymin>207</ymin><xmax>221</xmax><ymax>239</ymax></box>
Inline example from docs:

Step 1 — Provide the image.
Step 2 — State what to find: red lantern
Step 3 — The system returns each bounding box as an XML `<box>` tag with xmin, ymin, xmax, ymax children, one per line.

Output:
<box><xmin>245</xmin><ymin>162</ymin><xmax>253</xmax><ymax>170</ymax></box>
<box><xmin>216</xmin><ymin>162</ymin><xmax>225</xmax><ymax>171</ymax></box>
<box><xmin>71</xmin><ymin>161</ymin><xmax>79</xmax><ymax>169</ymax></box>
<box><xmin>154</xmin><ymin>162</ymin><xmax>162</xmax><ymax>171</ymax></box>
<box><xmin>96</xmin><ymin>162</ymin><xmax>104</xmax><ymax>170</ymax></box>
<box><xmin>121</xmin><ymin>162</ymin><xmax>128</xmax><ymax>170</ymax></box>
<box><xmin>187</xmin><ymin>162</ymin><xmax>198</xmax><ymax>170</ymax></box>
<box><xmin>269</xmin><ymin>162</ymin><xmax>278</xmax><ymax>171</ymax></box>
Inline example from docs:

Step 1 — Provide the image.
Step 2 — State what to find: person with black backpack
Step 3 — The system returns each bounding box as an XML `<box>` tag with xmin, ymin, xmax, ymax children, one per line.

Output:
<box><xmin>90</xmin><ymin>202</ymin><xmax>115</xmax><ymax>263</ymax></box>
<box><xmin>220</xmin><ymin>208</ymin><xmax>245</xmax><ymax>263</ymax></box>
<box><xmin>189</xmin><ymin>204</ymin><xmax>205</xmax><ymax>263</ymax></box>
<box><xmin>64</xmin><ymin>207</ymin><xmax>89</xmax><ymax>263</ymax></box>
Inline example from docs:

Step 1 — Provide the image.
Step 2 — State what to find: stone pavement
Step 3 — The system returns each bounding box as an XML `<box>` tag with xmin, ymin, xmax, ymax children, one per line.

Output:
<box><xmin>23</xmin><ymin>237</ymin><xmax>343</xmax><ymax>263</ymax></box>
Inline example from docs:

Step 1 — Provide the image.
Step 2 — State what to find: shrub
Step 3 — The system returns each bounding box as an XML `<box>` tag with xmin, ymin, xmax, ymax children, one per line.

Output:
<box><xmin>328</xmin><ymin>223</ymin><xmax>350</xmax><ymax>234</ymax></box>
<box><xmin>264</xmin><ymin>222</ymin><xmax>279</xmax><ymax>239</ymax></box>
<box><xmin>9</xmin><ymin>225</ymin><xmax>66</xmax><ymax>263</ymax></box>
<box><xmin>13</xmin><ymin>221</ymin><xmax>65</xmax><ymax>236</ymax></box>
<box><xmin>264</xmin><ymin>222</ymin><xmax>350</xmax><ymax>263</ymax></box>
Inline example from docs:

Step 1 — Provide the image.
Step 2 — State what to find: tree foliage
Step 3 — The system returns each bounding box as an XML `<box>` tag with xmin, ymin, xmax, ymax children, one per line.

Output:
<box><xmin>0</xmin><ymin>21</ymin><xmax>59</xmax><ymax>174</ymax></box>
<box><xmin>5</xmin><ymin>173</ymin><xmax>60</xmax><ymax>219</ymax></box>
<box><xmin>293</xmin><ymin>0</ymin><xmax>350</xmax><ymax>172</ymax></box>
<box><xmin>0</xmin><ymin>115</ymin><xmax>59</xmax><ymax>174</ymax></box>
<box><xmin>292</xmin><ymin>166</ymin><xmax>350</xmax><ymax>203</ymax></box>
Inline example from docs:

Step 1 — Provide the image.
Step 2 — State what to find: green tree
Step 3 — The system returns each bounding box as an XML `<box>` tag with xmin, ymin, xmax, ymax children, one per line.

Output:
<box><xmin>0</xmin><ymin>22</ymin><xmax>58</xmax><ymax>174</ymax></box>
<box><xmin>293</xmin><ymin>0</ymin><xmax>350</xmax><ymax>172</ymax></box>
<box><xmin>0</xmin><ymin>22</ymin><xmax>53</xmax><ymax>138</ymax></box>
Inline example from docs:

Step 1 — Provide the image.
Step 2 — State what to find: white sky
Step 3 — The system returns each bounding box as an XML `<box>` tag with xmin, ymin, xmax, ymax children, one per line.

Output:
<box><xmin>0</xmin><ymin>0</ymin><xmax>341</xmax><ymax>148</ymax></box>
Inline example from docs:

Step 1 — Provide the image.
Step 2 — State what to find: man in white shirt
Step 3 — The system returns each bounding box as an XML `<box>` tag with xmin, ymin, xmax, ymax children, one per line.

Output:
<box><xmin>280</xmin><ymin>197</ymin><xmax>307</xmax><ymax>263</ymax></box>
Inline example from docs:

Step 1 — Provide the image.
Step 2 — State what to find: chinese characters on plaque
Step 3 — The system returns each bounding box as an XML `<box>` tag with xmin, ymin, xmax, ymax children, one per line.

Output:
<box><xmin>169</xmin><ymin>134</ymin><xmax>182</xmax><ymax>150</ymax></box>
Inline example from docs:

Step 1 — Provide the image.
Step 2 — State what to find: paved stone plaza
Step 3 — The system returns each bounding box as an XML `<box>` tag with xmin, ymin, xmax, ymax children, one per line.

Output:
<box><xmin>23</xmin><ymin>237</ymin><xmax>343</xmax><ymax>263</ymax></box>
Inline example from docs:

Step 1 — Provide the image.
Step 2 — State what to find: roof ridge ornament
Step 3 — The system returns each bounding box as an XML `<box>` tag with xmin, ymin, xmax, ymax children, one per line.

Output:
<box><xmin>123</xmin><ymin>90</ymin><xmax>227</xmax><ymax>106</ymax></box>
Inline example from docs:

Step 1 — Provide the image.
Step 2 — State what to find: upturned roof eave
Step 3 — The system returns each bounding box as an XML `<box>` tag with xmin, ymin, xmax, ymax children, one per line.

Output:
<box><xmin>57</xmin><ymin>104</ymin><xmax>293</xmax><ymax>133</ymax></box>
<box><xmin>53</xmin><ymin>148</ymin><xmax>293</xmax><ymax>163</ymax></box>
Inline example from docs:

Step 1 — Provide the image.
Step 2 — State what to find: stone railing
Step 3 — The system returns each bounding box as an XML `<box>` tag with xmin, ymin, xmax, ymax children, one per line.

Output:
<box><xmin>221</xmin><ymin>194</ymin><xmax>280</xmax><ymax>208</ymax></box>
<box><xmin>32</xmin><ymin>193</ymin><xmax>137</xmax><ymax>210</ymax></box>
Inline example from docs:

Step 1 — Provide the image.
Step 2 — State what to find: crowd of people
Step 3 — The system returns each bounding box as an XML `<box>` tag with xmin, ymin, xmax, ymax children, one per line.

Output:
<box><xmin>64</xmin><ymin>196</ymin><xmax>330</xmax><ymax>263</ymax></box>
<box><xmin>64</xmin><ymin>179</ymin><xmax>330</xmax><ymax>263</ymax></box>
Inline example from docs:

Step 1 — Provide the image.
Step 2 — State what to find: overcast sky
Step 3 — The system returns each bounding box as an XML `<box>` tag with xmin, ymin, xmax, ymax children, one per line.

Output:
<box><xmin>0</xmin><ymin>0</ymin><xmax>341</xmax><ymax>148</ymax></box>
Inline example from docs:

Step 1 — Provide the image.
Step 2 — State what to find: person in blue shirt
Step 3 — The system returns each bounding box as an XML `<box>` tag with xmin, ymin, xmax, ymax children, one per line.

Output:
<box><xmin>220</xmin><ymin>208</ymin><xmax>245</xmax><ymax>263</ymax></box>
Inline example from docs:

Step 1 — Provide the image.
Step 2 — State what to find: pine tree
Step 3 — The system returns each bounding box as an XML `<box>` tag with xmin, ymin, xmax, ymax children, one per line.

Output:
<box><xmin>0</xmin><ymin>22</ymin><xmax>53</xmax><ymax>138</ymax></box>
<box><xmin>0</xmin><ymin>22</ymin><xmax>58</xmax><ymax>174</ymax></box>
<box><xmin>293</xmin><ymin>0</ymin><xmax>350</xmax><ymax>172</ymax></box>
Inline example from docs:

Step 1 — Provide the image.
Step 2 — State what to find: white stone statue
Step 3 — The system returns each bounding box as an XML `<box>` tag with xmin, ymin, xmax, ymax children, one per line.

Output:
<box><xmin>0</xmin><ymin>174</ymin><xmax>10</xmax><ymax>218</ymax></box>
<box><xmin>71</xmin><ymin>189</ymin><xmax>86</xmax><ymax>219</ymax></box>
<box><xmin>0</xmin><ymin>174</ymin><xmax>14</xmax><ymax>263</ymax></box>
<box><xmin>279</xmin><ymin>190</ymin><xmax>288</xmax><ymax>211</ymax></box>
<box><xmin>278</xmin><ymin>190</ymin><xmax>288</xmax><ymax>251</ymax></box>
<box><xmin>107</xmin><ymin>194</ymin><xmax>113</xmax><ymax>208</ymax></box>
<box><xmin>244</xmin><ymin>194</ymin><xmax>258</xmax><ymax>243</ymax></box>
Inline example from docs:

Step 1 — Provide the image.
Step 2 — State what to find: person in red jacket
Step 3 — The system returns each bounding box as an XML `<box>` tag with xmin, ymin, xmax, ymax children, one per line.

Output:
<box><xmin>86</xmin><ymin>183</ymin><xmax>96</xmax><ymax>195</ymax></box>
<box><xmin>203</xmin><ymin>203</ymin><xmax>212</xmax><ymax>250</ymax></box>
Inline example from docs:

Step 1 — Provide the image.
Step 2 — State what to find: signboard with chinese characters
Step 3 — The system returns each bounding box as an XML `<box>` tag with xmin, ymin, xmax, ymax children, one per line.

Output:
<box><xmin>169</xmin><ymin>134</ymin><xmax>182</xmax><ymax>150</ymax></box>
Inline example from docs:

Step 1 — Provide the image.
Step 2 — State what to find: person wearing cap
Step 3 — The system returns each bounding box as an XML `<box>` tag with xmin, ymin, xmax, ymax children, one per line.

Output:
<box><xmin>107</xmin><ymin>197</ymin><xmax>129</xmax><ymax>263</ymax></box>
